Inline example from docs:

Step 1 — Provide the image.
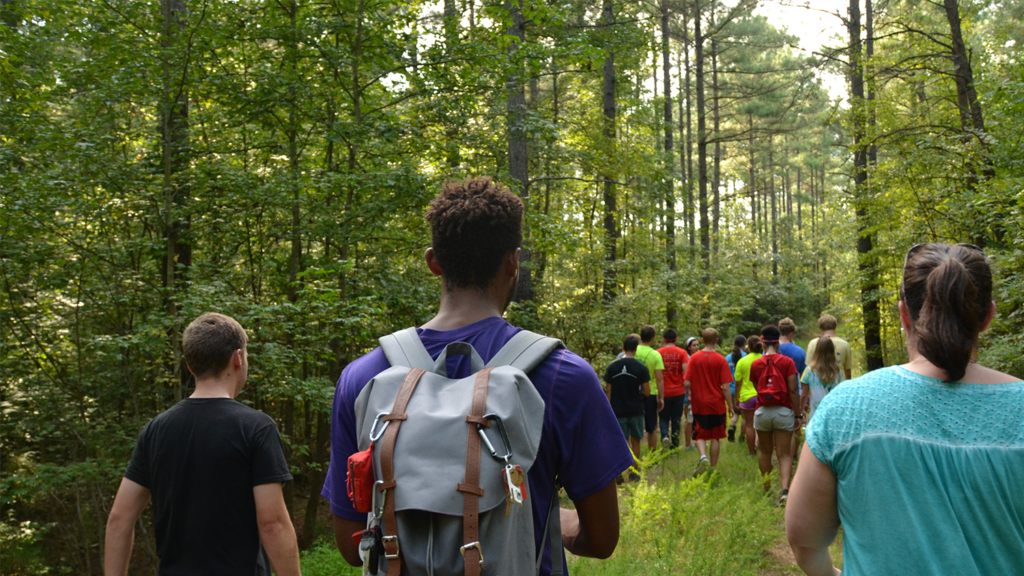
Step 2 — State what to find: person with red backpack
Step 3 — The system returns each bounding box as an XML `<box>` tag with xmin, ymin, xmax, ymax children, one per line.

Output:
<box><xmin>749</xmin><ymin>325</ymin><xmax>801</xmax><ymax>506</ymax></box>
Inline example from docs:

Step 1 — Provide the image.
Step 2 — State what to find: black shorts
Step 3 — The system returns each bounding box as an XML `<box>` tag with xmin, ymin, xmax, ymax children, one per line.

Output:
<box><xmin>644</xmin><ymin>395</ymin><xmax>659</xmax><ymax>433</ymax></box>
<box><xmin>692</xmin><ymin>413</ymin><xmax>727</xmax><ymax>440</ymax></box>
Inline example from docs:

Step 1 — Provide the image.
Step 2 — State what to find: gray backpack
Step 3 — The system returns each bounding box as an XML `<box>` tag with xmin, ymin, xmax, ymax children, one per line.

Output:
<box><xmin>353</xmin><ymin>327</ymin><xmax>566</xmax><ymax>576</ymax></box>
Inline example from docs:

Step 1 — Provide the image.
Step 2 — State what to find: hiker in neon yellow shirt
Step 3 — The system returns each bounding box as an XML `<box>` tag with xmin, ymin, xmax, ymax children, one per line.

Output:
<box><xmin>732</xmin><ymin>335</ymin><xmax>764</xmax><ymax>457</ymax></box>
<box><xmin>636</xmin><ymin>326</ymin><xmax>665</xmax><ymax>452</ymax></box>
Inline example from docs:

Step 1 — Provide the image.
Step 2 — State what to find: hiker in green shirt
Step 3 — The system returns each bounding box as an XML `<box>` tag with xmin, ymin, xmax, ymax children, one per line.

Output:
<box><xmin>636</xmin><ymin>325</ymin><xmax>665</xmax><ymax>452</ymax></box>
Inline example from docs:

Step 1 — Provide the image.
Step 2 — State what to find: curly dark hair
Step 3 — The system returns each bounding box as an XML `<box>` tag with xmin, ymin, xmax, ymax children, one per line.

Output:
<box><xmin>424</xmin><ymin>177</ymin><xmax>524</xmax><ymax>290</ymax></box>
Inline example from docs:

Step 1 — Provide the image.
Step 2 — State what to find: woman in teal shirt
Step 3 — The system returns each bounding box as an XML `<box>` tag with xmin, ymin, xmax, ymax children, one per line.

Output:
<box><xmin>786</xmin><ymin>243</ymin><xmax>1024</xmax><ymax>576</ymax></box>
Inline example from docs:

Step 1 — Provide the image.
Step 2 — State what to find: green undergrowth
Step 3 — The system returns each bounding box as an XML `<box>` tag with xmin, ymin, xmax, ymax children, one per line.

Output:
<box><xmin>571</xmin><ymin>441</ymin><xmax>804</xmax><ymax>576</ymax></box>
<box><xmin>301</xmin><ymin>440</ymin><xmax>844</xmax><ymax>575</ymax></box>
<box><xmin>300</xmin><ymin>539</ymin><xmax>361</xmax><ymax>576</ymax></box>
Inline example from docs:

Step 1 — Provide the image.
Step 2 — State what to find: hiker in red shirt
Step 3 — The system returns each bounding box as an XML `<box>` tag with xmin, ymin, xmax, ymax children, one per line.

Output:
<box><xmin>657</xmin><ymin>329</ymin><xmax>689</xmax><ymax>449</ymax></box>
<box><xmin>749</xmin><ymin>324</ymin><xmax>800</xmax><ymax>506</ymax></box>
<box><xmin>683</xmin><ymin>328</ymin><xmax>736</xmax><ymax>476</ymax></box>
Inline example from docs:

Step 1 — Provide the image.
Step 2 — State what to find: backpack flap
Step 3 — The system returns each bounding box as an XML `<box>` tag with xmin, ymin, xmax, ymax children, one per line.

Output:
<box><xmin>430</xmin><ymin>341</ymin><xmax>485</xmax><ymax>376</ymax></box>
<box><xmin>354</xmin><ymin>366</ymin><xmax>545</xmax><ymax>517</ymax></box>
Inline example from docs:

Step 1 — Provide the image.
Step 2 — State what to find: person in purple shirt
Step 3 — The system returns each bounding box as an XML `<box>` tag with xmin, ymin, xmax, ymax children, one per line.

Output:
<box><xmin>321</xmin><ymin>177</ymin><xmax>633</xmax><ymax>575</ymax></box>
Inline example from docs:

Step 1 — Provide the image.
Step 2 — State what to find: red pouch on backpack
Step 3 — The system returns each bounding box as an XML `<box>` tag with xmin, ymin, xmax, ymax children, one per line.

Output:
<box><xmin>347</xmin><ymin>443</ymin><xmax>375</xmax><ymax>513</ymax></box>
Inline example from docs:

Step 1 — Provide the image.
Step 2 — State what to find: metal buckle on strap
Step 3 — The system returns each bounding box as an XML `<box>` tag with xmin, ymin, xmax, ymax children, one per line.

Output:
<box><xmin>383</xmin><ymin>535</ymin><xmax>400</xmax><ymax>559</ymax></box>
<box><xmin>460</xmin><ymin>541</ymin><xmax>484</xmax><ymax>564</ymax></box>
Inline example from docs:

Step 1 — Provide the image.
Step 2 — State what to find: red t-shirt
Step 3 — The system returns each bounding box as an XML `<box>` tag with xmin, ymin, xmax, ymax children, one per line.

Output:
<box><xmin>682</xmin><ymin>350</ymin><xmax>733</xmax><ymax>415</ymax></box>
<box><xmin>658</xmin><ymin>345</ymin><xmax>689</xmax><ymax>398</ymax></box>
<box><xmin>749</xmin><ymin>354</ymin><xmax>799</xmax><ymax>409</ymax></box>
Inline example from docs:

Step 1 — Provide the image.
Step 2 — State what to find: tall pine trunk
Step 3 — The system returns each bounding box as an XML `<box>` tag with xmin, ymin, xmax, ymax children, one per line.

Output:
<box><xmin>851</xmin><ymin>0</ymin><xmax>884</xmax><ymax>371</ymax></box>
<box><xmin>941</xmin><ymin>0</ymin><xmax>1000</xmax><ymax>244</ymax></box>
<box><xmin>683</xmin><ymin>10</ymin><xmax>695</xmax><ymax>248</ymax></box>
<box><xmin>161</xmin><ymin>0</ymin><xmax>190</xmax><ymax>402</ymax></box>
<box><xmin>769</xmin><ymin>146</ymin><xmax>778</xmax><ymax>278</ymax></box>
<box><xmin>694</xmin><ymin>0</ymin><xmax>709</xmax><ymax>268</ymax></box>
<box><xmin>711</xmin><ymin>38</ymin><xmax>721</xmax><ymax>256</ymax></box>
<box><xmin>602</xmin><ymin>0</ymin><xmax>617</xmax><ymax>301</ymax></box>
<box><xmin>662</xmin><ymin>0</ymin><xmax>676</xmax><ymax>325</ymax></box>
<box><xmin>507</xmin><ymin>0</ymin><xmax>533</xmax><ymax>302</ymax></box>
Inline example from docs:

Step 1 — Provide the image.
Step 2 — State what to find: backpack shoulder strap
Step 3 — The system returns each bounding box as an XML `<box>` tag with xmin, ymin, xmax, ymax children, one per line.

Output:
<box><xmin>535</xmin><ymin>482</ymin><xmax>564</xmax><ymax>576</ymax></box>
<box><xmin>378</xmin><ymin>327</ymin><xmax>434</xmax><ymax>370</ymax></box>
<box><xmin>485</xmin><ymin>330</ymin><xmax>565</xmax><ymax>374</ymax></box>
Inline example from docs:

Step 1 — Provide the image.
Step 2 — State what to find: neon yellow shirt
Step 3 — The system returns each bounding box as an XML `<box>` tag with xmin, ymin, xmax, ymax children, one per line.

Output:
<box><xmin>635</xmin><ymin>345</ymin><xmax>665</xmax><ymax>395</ymax></box>
<box><xmin>734</xmin><ymin>352</ymin><xmax>763</xmax><ymax>402</ymax></box>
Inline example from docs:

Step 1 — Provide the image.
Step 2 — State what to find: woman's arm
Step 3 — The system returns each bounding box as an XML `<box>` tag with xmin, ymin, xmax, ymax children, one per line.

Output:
<box><xmin>786</xmin><ymin>443</ymin><xmax>841</xmax><ymax>576</ymax></box>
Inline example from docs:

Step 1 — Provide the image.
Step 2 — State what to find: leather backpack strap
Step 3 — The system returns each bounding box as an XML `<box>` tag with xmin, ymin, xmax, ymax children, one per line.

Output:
<box><xmin>456</xmin><ymin>367</ymin><xmax>492</xmax><ymax>576</ymax></box>
<box><xmin>379</xmin><ymin>367</ymin><xmax>427</xmax><ymax>576</ymax></box>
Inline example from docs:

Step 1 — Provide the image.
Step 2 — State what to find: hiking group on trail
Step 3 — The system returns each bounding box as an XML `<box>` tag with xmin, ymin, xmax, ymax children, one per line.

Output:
<box><xmin>103</xmin><ymin>178</ymin><xmax>1024</xmax><ymax>576</ymax></box>
<box><xmin>603</xmin><ymin>317</ymin><xmax>845</xmax><ymax>508</ymax></box>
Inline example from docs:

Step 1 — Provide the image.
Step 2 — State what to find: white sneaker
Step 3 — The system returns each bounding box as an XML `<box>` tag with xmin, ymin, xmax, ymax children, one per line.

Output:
<box><xmin>693</xmin><ymin>456</ymin><xmax>709</xmax><ymax>477</ymax></box>
<box><xmin>661</xmin><ymin>436</ymin><xmax>670</xmax><ymax>449</ymax></box>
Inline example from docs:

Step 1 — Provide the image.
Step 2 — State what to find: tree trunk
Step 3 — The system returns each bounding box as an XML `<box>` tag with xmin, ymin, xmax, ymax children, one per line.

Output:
<box><xmin>796</xmin><ymin>165</ymin><xmax>802</xmax><ymax>239</ymax></box>
<box><xmin>536</xmin><ymin>60</ymin><xmax>558</xmax><ymax>286</ymax></box>
<box><xmin>711</xmin><ymin>38</ymin><xmax>721</xmax><ymax>256</ymax></box>
<box><xmin>851</xmin><ymin>0</ymin><xmax>884</xmax><ymax>371</ymax></box>
<box><xmin>283</xmin><ymin>0</ymin><xmax>304</xmax><ymax>515</ymax></box>
<box><xmin>161</xmin><ymin>0</ymin><xmax>190</xmax><ymax>403</ymax></box>
<box><xmin>694</xmin><ymin>0</ymin><xmax>709</xmax><ymax>268</ymax></box>
<box><xmin>662</xmin><ymin>0</ymin><xmax>676</xmax><ymax>325</ymax></box>
<box><xmin>769</xmin><ymin>146</ymin><xmax>778</xmax><ymax>278</ymax></box>
<box><xmin>941</xmin><ymin>0</ymin><xmax>1000</xmax><ymax>244</ymax></box>
<box><xmin>444</xmin><ymin>0</ymin><xmax>461</xmax><ymax>169</ymax></box>
<box><xmin>507</xmin><ymin>0</ymin><xmax>532</xmax><ymax>302</ymax></box>
<box><xmin>602</xmin><ymin>0</ymin><xmax>617</xmax><ymax>301</ymax></box>
<box><xmin>677</xmin><ymin>48</ymin><xmax>688</xmax><ymax>248</ymax></box>
<box><xmin>748</xmin><ymin>114</ymin><xmax>756</xmax><ymax>243</ymax></box>
<box><xmin>683</xmin><ymin>10</ymin><xmax>695</xmax><ymax>248</ymax></box>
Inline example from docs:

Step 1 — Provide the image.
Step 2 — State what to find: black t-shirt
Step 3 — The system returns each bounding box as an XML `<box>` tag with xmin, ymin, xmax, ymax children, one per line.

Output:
<box><xmin>124</xmin><ymin>398</ymin><xmax>292</xmax><ymax>576</ymax></box>
<box><xmin>604</xmin><ymin>358</ymin><xmax>650</xmax><ymax>418</ymax></box>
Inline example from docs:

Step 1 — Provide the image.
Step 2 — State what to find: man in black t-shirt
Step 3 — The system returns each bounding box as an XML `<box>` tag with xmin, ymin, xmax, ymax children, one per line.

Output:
<box><xmin>604</xmin><ymin>335</ymin><xmax>650</xmax><ymax>478</ymax></box>
<box><xmin>104</xmin><ymin>313</ymin><xmax>300</xmax><ymax>576</ymax></box>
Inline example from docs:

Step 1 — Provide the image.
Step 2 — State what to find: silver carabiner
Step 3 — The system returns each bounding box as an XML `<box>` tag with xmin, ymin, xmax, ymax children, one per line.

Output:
<box><xmin>477</xmin><ymin>413</ymin><xmax>513</xmax><ymax>462</ymax></box>
<box><xmin>368</xmin><ymin>412</ymin><xmax>391</xmax><ymax>442</ymax></box>
<box><xmin>372</xmin><ymin>480</ymin><xmax>386</xmax><ymax>520</ymax></box>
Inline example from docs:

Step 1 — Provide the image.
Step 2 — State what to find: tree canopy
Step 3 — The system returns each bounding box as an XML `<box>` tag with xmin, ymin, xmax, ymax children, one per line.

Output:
<box><xmin>2</xmin><ymin>0</ymin><xmax>1022</xmax><ymax>571</ymax></box>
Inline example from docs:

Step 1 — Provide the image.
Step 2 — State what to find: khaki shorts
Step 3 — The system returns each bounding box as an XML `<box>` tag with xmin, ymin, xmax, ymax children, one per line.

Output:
<box><xmin>754</xmin><ymin>405</ymin><xmax>796</xmax><ymax>432</ymax></box>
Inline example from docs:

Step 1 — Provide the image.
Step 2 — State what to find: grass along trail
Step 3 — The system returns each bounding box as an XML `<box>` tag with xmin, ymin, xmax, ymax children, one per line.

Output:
<box><xmin>569</xmin><ymin>435</ymin><xmax>845</xmax><ymax>575</ymax></box>
<box><xmin>298</xmin><ymin>433</ymin><xmax>845</xmax><ymax>575</ymax></box>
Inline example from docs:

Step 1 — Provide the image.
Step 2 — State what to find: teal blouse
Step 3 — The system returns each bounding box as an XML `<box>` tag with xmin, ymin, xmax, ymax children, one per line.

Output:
<box><xmin>807</xmin><ymin>366</ymin><xmax>1024</xmax><ymax>576</ymax></box>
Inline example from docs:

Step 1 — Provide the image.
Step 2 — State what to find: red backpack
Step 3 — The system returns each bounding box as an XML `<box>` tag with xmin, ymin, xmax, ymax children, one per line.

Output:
<box><xmin>757</xmin><ymin>356</ymin><xmax>788</xmax><ymax>406</ymax></box>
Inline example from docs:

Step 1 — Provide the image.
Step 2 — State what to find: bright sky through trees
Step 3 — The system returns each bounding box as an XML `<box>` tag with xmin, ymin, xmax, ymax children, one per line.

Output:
<box><xmin>756</xmin><ymin>0</ymin><xmax>850</xmax><ymax>100</ymax></box>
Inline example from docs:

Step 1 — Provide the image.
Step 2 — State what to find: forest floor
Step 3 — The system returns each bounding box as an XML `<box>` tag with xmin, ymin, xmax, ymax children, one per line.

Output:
<box><xmin>298</xmin><ymin>432</ymin><xmax>844</xmax><ymax>575</ymax></box>
<box><xmin>567</xmin><ymin>434</ymin><xmax>844</xmax><ymax>576</ymax></box>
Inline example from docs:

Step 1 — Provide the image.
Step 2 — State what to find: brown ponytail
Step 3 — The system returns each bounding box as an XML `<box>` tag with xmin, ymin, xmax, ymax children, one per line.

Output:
<box><xmin>746</xmin><ymin>335</ymin><xmax>763</xmax><ymax>354</ymax></box>
<box><xmin>902</xmin><ymin>244</ymin><xmax>992</xmax><ymax>382</ymax></box>
<box><xmin>732</xmin><ymin>334</ymin><xmax>747</xmax><ymax>364</ymax></box>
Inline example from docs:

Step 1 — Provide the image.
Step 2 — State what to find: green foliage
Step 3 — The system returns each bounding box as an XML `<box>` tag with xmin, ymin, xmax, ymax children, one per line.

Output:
<box><xmin>3</xmin><ymin>0</ymin><xmax>1023</xmax><ymax>572</ymax></box>
<box><xmin>571</xmin><ymin>447</ymin><xmax>797</xmax><ymax>575</ymax></box>
<box><xmin>299</xmin><ymin>539</ymin><xmax>362</xmax><ymax>576</ymax></box>
<box><xmin>0</xmin><ymin>513</ymin><xmax>52</xmax><ymax>575</ymax></box>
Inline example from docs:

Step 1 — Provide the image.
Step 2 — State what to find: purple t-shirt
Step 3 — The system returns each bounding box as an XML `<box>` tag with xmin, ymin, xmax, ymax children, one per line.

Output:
<box><xmin>321</xmin><ymin>316</ymin><xmax>633</xmax><ymax>575</ymax></box>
